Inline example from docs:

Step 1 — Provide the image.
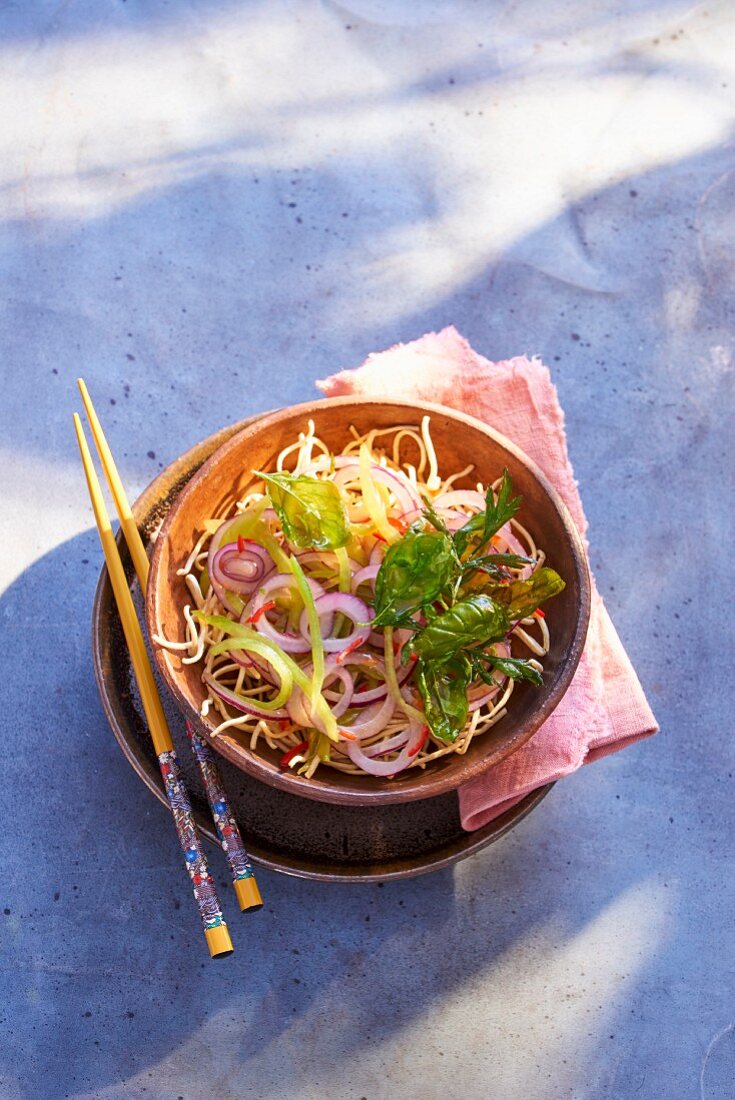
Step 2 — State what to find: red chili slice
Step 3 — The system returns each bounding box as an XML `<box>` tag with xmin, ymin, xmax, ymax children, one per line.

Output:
<box><xmin>280</xmin><ymin>740</ymin><xmax>309</xmax><ymax>768</ymax></box>
<box><xmin>335</xmin><ymin>637</ymin><xmax>365</xmax><ymax>665</ymax></box>
<box><xmin>387</xmin><ymin>516</ymin><xmax>407</xmax><ymax>534</ymax></box>
<box><xmin>247</xmin><ymin>599</ymin><xmax>276</xmax><ymax>624</ymax></box>
<box><xmin>408</xmin><ymin>727</ymin><xmax>429</xmax><ymax>757</ymax></box>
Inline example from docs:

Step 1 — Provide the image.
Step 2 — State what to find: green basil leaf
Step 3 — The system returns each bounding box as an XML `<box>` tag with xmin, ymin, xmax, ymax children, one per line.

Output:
<box><xmin>484</xmin><ymin>654</ymin><xmax>543</xmax><ymax>686</ymax></box>
<box><xmin>416</xmin><ymin>655</ymin><xmax>471</xmax><ymax>744</ymax></box>
<box><xmin>487</xmin><ymin>566</ymin><xmax>566</xmax><ymax>621</ymax></box>
<box><xmin>257</xmin><ymin>471</ymin><xmax>350</xmax><ymax>550</ymax></box>
<box><xmin>463</xmin><ymin>553</ymin><xmax>533</xmax><ymax>571</ymax></box>
<box><xmin>469</xmin><ymin>656</ymin><xmax>504</xmax><ymax>687</ymax></box>
<box><xmin>408</xmin><ymin>594</ymin><xmax>509</xmax><ymax>663</ymax></box>
<box><xmin>453</xmin><ymin>469</ymin><xmax>522</xmax><ymax>558</ymax></box>
<box><xmin>390</xmin><ymin>610</ymin><xmax>426</xmax><ymax>634</ymax></box>
<box><xmin>452</xmin><ymin>513</ymin><xmax>483</xmax><ymax>561</ymax></box>
<box><xmin>482</xmin><ymin>468</ymin><xmax>522</xmax><ymax>543</ymax></box>
<box><xmin>372</xmin><ymin>528</ymin><xmax>456</xmax><ymax>627</ymax></box>
<box><xmin>459</xmin><ymin>554</ymin><xmax>533</xmax><ymax>592</ymax></box>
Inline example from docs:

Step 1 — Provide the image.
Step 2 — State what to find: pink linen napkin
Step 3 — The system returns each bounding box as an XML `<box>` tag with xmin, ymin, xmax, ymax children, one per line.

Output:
<box><xmin>317</xmin><ymin>326</ymin><xmax>658</xmax><ymax>831</ymax></box>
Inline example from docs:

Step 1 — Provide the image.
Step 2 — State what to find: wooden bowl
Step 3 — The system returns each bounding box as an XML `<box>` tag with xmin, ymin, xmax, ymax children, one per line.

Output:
<box><xmin>146</xmin><ymin>397</ymin><xmax>590</xmax><ymax>806</ymax></box>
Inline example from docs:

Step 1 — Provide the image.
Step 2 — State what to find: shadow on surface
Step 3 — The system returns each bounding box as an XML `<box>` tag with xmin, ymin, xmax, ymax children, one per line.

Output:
<box><xmin>0</xmin><ymin>534</ymin><xmax>659</xmax><ymax>1098</ymax></box>
<box><xmin>2</xmin><ymin>1</ymin><xmax>734</xmax><ymax>1094</ymax></box>
<box><xmin>0</xmin><ymin>0</ymin><xmax>698</xmax><ymax>44</ymax></box>
<box><xmin>4</xmin><ymin>524</ymin><xmax>729</xmax><ymax>1099</ymax></box>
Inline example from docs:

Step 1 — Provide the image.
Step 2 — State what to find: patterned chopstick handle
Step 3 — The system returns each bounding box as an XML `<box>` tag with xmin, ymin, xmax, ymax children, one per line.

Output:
<box><xmin>158</xmin><ymin>749</ymin><xmax>228</xmax><ymax>932</ymax></box>
<box><xmin>185</xmin><ymin>722</ymin><xmax>257</xmax><ymax>888</ymax></box>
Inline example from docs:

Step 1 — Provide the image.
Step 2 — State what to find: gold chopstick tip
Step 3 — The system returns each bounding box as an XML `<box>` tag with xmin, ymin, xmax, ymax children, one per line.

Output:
<box><xmin>205</xmin><ymin>924</ymin><xmax>234</xmax><ymax>958</ymax></box>
<box><xmin>235</xmin><ymin>877</ymin><xmax>264</xmax><ymax>912</ymax></box>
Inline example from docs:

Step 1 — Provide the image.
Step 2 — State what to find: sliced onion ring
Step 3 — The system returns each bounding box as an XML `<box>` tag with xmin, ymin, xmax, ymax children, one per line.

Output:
<box><xmin>299</xmin><ymin>593</ymin><xmax>372</xmax><ymax>654</ymax></box>
<box><xmin>211</xmin><ymin>540</ymin><xmax>275</xmax><ymax>595</ymax></box>
<box><xmin>345</xmin><ymin>717</ymin><xmax>425</xmax><ymax>775</ymax></box>
<box><xmin>286</xmin><ymin>657</ymin><xmax>355</xmax><ymax>728</ymax></box>
<box><xmin>333</xmin><ymin>461</ymin><xmax>422</xmax><ymax>517</ymax></box>
<box><xmin>359</xmin><ymin>730</ymin><xmax>409</xmax><ymax>758</ymax></box>
<box><xmin>203</xmin><ymin>671</ymin><xmax>288</xmax><ymax>719</ymax></box>
<box><xmin>206</xmin><ymin>520</ymin><xmax>248</xmax><ymax>614</ymax></box>
<box><xmin>351</xmin><ymin>564</ymin><xmax>379</xmax><ymax>593</ymax></box>
<box><xmin>339</xmin><ymin>693</ymin><xmax>395</xmax><ymax>741</ymax></box>
<box><xmin>242</xmin><ymin>573</ymin><xmax>329</xmax><ymax>653</ymax></box>
<box><xmin>335</xmin><ymin>651</ymin><xmax>412</xmax><ymax>706</ymax></box>
<box><xmin>494</xmin><ymin>523</ymin><xmax>534</xmax><ymax>578</ymax></box>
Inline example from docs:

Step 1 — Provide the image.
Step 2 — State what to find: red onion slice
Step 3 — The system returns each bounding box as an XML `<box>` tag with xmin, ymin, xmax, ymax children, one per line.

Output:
<box><xmin>229</xmin><ymin>648</ymin><xmax>259</xmax><ymax>671</ymax></box>
<box><xmin>425</xmin><ymin>490</ymin><xmax>486</xmax><ymax>534</ymax></box>
<box><xmin>467</xmin><ymin>683</ymin><xmax>500</xmax><ymax>712</ymax></box>
<box><xmin>493</xmin><ymin>523</ymin><xmax>534</xmax><ymax>578</ymax></box>
<box><xmin>359</xmin><ymin>730</ymin><xmax>409</xmax><ymax>758</ymax></box>
<box><xmin>285</xmin><ymin>691</ymin><xmax>309</xmax><ymax>727</ymax></box>
<box><xmin>345</xmin><ymin>716</ymin><xmax>425</xmax><ymax>775</ymax></box>
<box><xmin>340</xmin><ymin>693</ymin><xmax>395</xmax><ymax>740</ymax></box>
<box><xmin>206</xmin><ymin>520</ymin><xmax>249</xmax><ymax>615</ymax></box>
<box><xmin>242</xmin><ymin>573</ymin><xmax>330</xmax><ymax>653</ymax></box>
<box><xmin>494</xmin><ymin>522</ymin><xmax>525</xmax><ymax>556</ymax></box>
<box><xmin>431</xmin><ymin>494</ymin><xmax>533</xmax><ymax>573</ymax></box>
<box><xmin>335</xmin><ymin>651</ymin><xmax>412</xmax><ymax>706</ymax></box>
<box><xmin>433</xmin><ymin>507</ymin><xmax>469</xmax><ymax>532</ymax></box>
<box><xmin>228</xmin><ymin>648</ymin><xmax>278</xmax><ymax>681</ymax></box>
<box><xmin>333</xmin><ymin>461</ymin><xmax>422</xmax><ymax>517</ymax></box>
<box><xmin>210</xmin><ymin>540</ymin><xmax>275</xmax><ymax>596</ymax></box>
<box><xmin>203</xmin><ymin>671</ymin><xmax>288</xmax><ymax>719</ymax></box>
<box><xmin>351</xmin><ymin>564</ymin><xmax>379</xmax><ymax>593</ymax></box>
<box><xmin>299</xmin><ymin>593</ymin><xmax>372</xmax><ymax>654</ymax></box>
<box><xmin>286</xmin><ymin>657</ymin><xmax>355</xmax><ymax>729</ymax></box>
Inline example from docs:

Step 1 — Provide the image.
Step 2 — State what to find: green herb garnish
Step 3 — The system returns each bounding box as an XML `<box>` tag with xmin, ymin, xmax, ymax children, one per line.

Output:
<box><xmin>483</xmin><ymin>566</ymin><xmax>566</xmax><ymax>622</ymax></box>
<box><xmin>481</xmin><ymin>653</ymin><xmax>543</xmax><ymax>686</ymax></box>
<box><xmin>407</xmin><ymin>594</ymin><xmax>509</xmax><ymax>663</ymax></box>
<box><xmin>373</xmin><ymin>469</ymin><xmax>565</xmax><ymax>745</ymax></box>
<box><xmin>257</xmin><ymin>471</ymin><xmax>350</xmax><ymax>550</ymax></box>
<box><xmin>372</xmin><ymin>526</ymin><xmax>456</xmax><ymax>627</ymax></box>
<box><xmin>452</xmin><ymin>469</ymin><xmax>521</xmax><ymax>559</ymax></box>
<box><xmin>415</xmin><ymin>655</ymin><xmax>471</xmax><ymax>744</ymax></box>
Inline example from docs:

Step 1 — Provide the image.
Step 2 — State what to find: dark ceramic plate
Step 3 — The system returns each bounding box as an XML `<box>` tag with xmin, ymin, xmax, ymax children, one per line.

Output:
<box><xmin>91</xmin><ymin>414</ymin><xmax>553</xmax><ymax>882</ymax></box>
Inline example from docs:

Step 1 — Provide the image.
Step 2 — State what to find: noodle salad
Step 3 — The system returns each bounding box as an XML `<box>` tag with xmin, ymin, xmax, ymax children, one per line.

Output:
<box><xmin>153</xmin><ymin>418</ymin><xmax>565</xmax><ymax>780</ymax></box>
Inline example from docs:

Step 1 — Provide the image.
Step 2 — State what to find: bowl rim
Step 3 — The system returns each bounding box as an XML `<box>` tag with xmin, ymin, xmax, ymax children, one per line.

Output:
<box><xmin>146</xmin><ymin>395</ymin><xmax>591</xmax><ymax>806</ymax></box>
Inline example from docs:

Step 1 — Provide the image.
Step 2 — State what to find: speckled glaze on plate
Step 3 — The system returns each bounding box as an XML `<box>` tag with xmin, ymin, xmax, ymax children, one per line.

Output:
<box><xmin>91</xmin><ymin>413</ymin><xmax>553</xmax><ymax>881</ymax></box>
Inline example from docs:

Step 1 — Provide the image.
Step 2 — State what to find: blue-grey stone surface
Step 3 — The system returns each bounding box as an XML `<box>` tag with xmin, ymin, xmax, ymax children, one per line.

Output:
<box><xmin>1</xmin><ymin>2</ymin><xmax>733</xmax><ymax>1098</ymax></box>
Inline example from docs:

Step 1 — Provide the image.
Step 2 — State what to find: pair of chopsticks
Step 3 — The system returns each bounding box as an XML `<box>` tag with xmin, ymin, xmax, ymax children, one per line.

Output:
<box><xmin>74</xmin><ymin>380</ymin><xmax>262</xmax><ymax>959</ymax></box>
